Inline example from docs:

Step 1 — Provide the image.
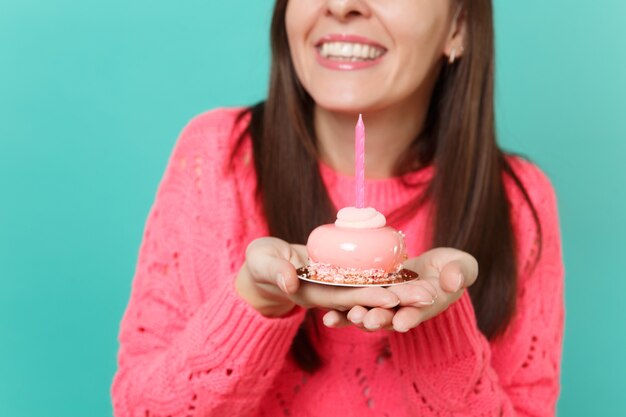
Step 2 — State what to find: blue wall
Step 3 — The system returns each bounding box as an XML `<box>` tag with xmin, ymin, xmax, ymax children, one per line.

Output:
<box><xmin>1</xmin><ymin>1</ymin><xmax>624</xmax><ymax>415</ymax></box>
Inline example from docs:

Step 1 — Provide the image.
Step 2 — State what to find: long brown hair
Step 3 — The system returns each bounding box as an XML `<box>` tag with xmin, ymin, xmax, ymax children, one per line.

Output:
<box><xmin>236</xmin><ymin>0</ymin><xmax>541</xmax><ymax>373</ymax></box>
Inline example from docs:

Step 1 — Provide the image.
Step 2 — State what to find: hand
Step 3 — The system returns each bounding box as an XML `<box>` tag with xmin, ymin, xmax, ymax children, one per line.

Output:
<box><xmin>322</xmin><ymin>247</ymin><xmax>479</xmax><ymax>332</ymax></box>
<box><xmin>235</xmin><ymin>237</ymin><xmax>402</xmax><ymax>318</ymax></box>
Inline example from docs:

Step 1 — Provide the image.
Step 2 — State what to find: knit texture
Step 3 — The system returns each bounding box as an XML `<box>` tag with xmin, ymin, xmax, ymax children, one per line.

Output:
<box><xmin>111</xmin><ymin>108</ymin><xmax>565</xmax><ymax>417</ymax></box>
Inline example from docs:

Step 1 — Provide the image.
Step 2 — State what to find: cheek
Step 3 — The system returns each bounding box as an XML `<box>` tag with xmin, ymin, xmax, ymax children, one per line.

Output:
<box><xmin>285</xmin><ymin>3</ymin><xmax>301</xmax><ymax>53</ymax></box>
<box><xmin>285</xmin><ymin>2</ymin><xmax>313</xmax><ymax>84</ymax></box>
<box><xmin>285</xmin><ymin>4</ymin><xmax>319</xmax><ymax>47</ymax></box>
<box><xmin>389</xmin><ymin>14</ymin><xmax>448</xmax><ymax>86</ymax></box>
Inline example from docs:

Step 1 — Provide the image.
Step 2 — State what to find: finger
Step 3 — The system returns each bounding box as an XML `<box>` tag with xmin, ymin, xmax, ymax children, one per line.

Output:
<box><xmin>285</xmin><ymin>244</ymin><xmax>308</xmax><ymax>294</ymax></box>
<box><xmin>362</xmin><ymin>307</ymin><xmax>395</xmax><ymax>331</ymax></box>
<box><xmin>245</xmin><ymin>238</ymin><xmax>300</xmax><ymax>295</ymax></box>
<box><xmin>439</xmin><ymin>259</ymin><xmax>477</xmax><ymax>293</ymax></box>
<box><xmin>325</xmin><ymin>308</ymin><xmax>390</xmax><ymax>332</ymax></box>
<box><xmin>289</xmin><ymin>244</ymin><xmax>308</xmax><ymax>267</ymax></box>
<box><xmin>404</xmin><ymin>248</ymin><xmax>478</xmax><ymax>293</ymax></box>
<box><xmin>347</xmin><ymin>305</ymin><xmax>369</xmax><ymax>324</ymax></box>
<box><xmin>387</xmin><ymin>281</ymin><xmax>438</xmax><ymax>306</ymax></box>
<box><xmin>296</xmin><ymin>285</ymin><xmax>400</xmax><ymax>311</ymax></box>
<box><xmin>418</xmin><ymin>280</ymin><xmax>439</xmax><ymax>299</ymax></box>
<box><xmin>392</xmin><ymin>306</ymin><xmax>425</xmax><ymax>333</ymax></box>
<box><xmin>322</xmin><ymin>310</ymin><xmax>352</xmax><ymax>328</ymax></box>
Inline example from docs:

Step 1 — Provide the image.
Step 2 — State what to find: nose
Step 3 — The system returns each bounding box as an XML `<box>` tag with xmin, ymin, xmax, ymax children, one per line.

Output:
<box><xmin>324</xmin><ymin>0</ymin><xmax>372</xmax><ymax>22</ymax></box>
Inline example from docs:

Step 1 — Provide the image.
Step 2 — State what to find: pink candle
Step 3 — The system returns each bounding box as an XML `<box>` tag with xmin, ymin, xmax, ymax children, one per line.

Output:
<box><xmin>355</xmin><ymin>114</ymin><xmax>365</xmax><ymax>208</ymax></box>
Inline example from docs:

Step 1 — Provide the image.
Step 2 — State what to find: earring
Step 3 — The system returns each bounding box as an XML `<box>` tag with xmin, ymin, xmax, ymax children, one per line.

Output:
<box><xmin>449</xmin><ymin>48</ymin><xmax>457</xmax><ymax>64</ymax></box>
<box><xmin>449</xmin><ymin>45</ymin><xmax>464</xmax><ymax>64</ymax></box>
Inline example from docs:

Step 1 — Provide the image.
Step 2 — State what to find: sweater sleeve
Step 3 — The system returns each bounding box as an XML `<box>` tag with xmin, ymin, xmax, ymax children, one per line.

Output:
<box><xmin>111</xmin><ymin>110</ymin><xmax>306</xmax><ymax>417</ymax></box>
<box><xmin>388</xmin><ymin>158</ymin><xmax>565</xmax><ymax>417</ymax></box>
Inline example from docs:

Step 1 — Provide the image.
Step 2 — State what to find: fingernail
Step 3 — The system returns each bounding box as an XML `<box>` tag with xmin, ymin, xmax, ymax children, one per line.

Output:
<box><xmin>277</xmin><ymin>273</ymin><xmax>288</xmax><ymax>293</ymax></box>
<box><xmin>383</xmin><ymin>299</ymin><xmax>400</xmax><ymax>309</ymax></box>
<box><xmin>323</xmin><ymin>315</ymin><xmax>337</xmax><ymax>327</ymax></box>
<box><xmin>453</xmin><ymin>273</ymin><xmax>463</xmax><ymax>292</ymax></box>
<box><xmin>349</xmin><ymin>313</ymin><xmax>363</xmax><ymax>324</ymax></box>
<box><xmin>395</xmin><ymin>325</ymin><xmax>409</xmax><ymax>333</ymax></box>
<box><xmin>365</xmin><ymin>323</ymin><xmax>381</xmax><ymax>330</ymax></box>
<box><xmin>414</xmin><ymin>290</ymin><xmax>434</xmax><ymax>305</ymax></box>
<box><xmin>413</xmin><ymin>288</ymin><xmax>435</xmax><ymax>306</ymax></box>
<box><xmin>348</xmin><ymin>317</ymin><xmax>362</xmax><ymax>324</ymax></box>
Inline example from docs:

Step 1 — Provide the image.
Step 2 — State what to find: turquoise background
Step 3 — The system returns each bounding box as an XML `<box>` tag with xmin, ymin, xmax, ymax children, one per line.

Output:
<box><xmin>1</xmin><ymin>0</ymin><xmax>624</xmax><ymax>415</ymax></box>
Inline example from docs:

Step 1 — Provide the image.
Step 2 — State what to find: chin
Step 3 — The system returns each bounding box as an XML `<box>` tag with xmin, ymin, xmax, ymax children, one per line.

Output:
<box><xmin>300</xmin><ymin>74</ymin><xmax>372</xmax><ymax>110</ymax></box>
<box><xmin>310</xmin><ymin>91</ymin><xmax>383</xmax><ymax>114</ymax></box>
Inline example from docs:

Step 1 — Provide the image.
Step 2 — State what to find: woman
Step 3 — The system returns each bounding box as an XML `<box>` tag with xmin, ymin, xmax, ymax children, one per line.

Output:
<box><xmin>112</xmin><ymin>0</ymin><xmax>564</xmax><ymax>416</ymax></box>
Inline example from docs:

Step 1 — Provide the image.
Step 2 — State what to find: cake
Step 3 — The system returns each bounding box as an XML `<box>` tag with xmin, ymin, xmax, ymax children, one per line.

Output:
<box><xmin>297</xmin><ymin>206</ymin><xmax>418</xmax><ymax>286</ymax></box>
<box><xmin>296</xmin><ymin>114</ymin><xmax>418</xmax><ymax>286</ymax></box>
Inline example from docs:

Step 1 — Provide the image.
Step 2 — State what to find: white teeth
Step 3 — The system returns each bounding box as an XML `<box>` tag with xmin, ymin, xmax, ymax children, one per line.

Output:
<box><xmin>318</xmin><ymin>41</ymin><xmax>385</xmax><ymax>61</ymax></box>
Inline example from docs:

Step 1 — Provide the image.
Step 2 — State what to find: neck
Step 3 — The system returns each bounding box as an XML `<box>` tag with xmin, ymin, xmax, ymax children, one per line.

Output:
<box><xmin>313</xmin><ymin>85</ymin><xmax>434</xmax><ymax>179</ymax></box>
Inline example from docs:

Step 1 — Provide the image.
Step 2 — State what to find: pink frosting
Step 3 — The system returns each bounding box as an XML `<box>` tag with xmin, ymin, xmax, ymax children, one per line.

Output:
<box><xmin>335</xmin><ymin>207</ymin><xmax>386</xmax><ymax>229</ymax></box>
<box><xmin>307</xmin><ymin>224</ymin><xmax>406</xmax><ymax>273</ymax></box>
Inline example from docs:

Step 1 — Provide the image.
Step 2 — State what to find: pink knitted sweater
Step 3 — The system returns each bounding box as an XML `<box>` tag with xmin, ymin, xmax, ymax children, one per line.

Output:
<box><xmin>112</xmin><ymin>108</ymin><xmax>565</xmax><ymax>417</ymax></box>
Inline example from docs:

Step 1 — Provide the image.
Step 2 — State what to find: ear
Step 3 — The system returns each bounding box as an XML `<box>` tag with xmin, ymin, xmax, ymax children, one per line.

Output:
<box><xmin>444</xmin><ymin>5</ymin><xmax>467</xmax><ymax>63</ymax></box>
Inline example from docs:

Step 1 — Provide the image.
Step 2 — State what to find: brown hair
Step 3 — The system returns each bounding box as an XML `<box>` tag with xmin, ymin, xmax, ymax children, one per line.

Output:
<box><xmin>235</xmin><ymin>0</ymin><xmax>541</xmax><ymax>373</ymax></box>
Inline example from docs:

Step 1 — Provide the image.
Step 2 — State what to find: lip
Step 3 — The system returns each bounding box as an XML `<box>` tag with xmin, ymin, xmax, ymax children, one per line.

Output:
<box><xmin>314</xmin><ymin>33</ymin><xmax>387</xmax><ymax>71</ymax></box>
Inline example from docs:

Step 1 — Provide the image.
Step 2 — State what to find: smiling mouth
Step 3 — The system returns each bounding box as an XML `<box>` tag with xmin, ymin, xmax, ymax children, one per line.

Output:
<box><xmin>317</xmin><ymin>41</ymin><xmax>387</xmax><ymax>62</ymax></box>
